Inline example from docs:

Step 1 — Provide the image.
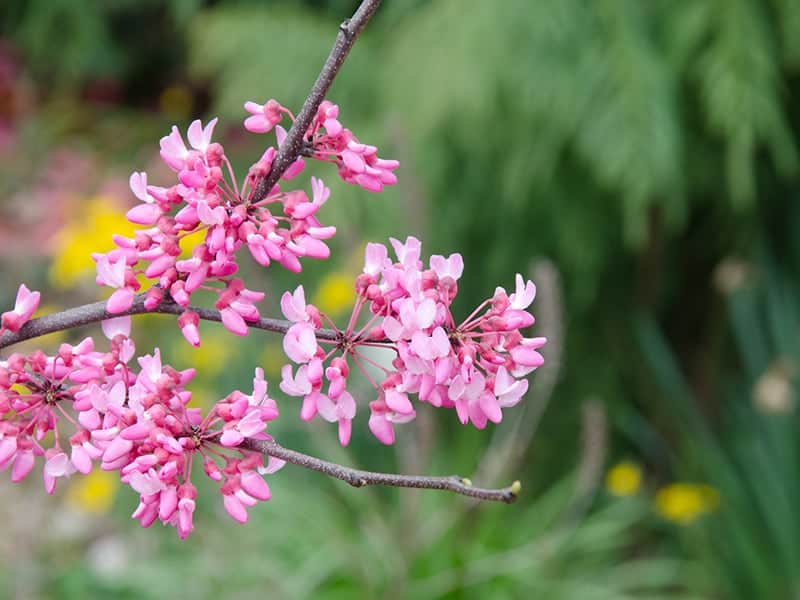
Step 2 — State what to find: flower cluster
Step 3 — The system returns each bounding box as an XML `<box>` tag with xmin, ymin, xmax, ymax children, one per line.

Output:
<box><xmin>244</xmin><ymin>99</ymin><xmax>399</xmax><ymax>192</ymax></box>
<box><xmin>94</xmin><ymin>98</ymin><xmax>397</xmax><ymax>346</ymax></box>
<box><xmin>0</xmin><ymin>302</ymin><xmax>282</xmax><ymax>539</ymax></box>
<box><xmin>279</xmin><ymin>237</ymin><xmax>546</xmax><ymax>445</ymax></box>
<box><xmin>1</xmin><ymin>83</ymin><xmax>546</xmax><ymax>539</ymax></box>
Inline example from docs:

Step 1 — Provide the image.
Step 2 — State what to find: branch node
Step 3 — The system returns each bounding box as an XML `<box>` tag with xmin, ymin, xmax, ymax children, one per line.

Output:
<box><xmin>510</xmin><ymin>480</ymin><xmax>522</xmax><ymax>496</ymax></box>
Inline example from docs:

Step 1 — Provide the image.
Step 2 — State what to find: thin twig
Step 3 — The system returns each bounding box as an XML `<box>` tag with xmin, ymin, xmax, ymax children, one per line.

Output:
<box><xmin>237</xmin><ymin>437</ymin><xmax>520</xmax><ymax>503</ymax></box>
<box><xmin>249</xmin><ymin>0</ymin><xmax>383</xmax><ymax>202</ymax></box>
<box><xmin>0</xmin><ymin>295</ymin><xmax>340</xmax><ymax>350</ymax></box>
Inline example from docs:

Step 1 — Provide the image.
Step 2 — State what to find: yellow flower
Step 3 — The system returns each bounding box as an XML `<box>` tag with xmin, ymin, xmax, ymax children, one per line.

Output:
<box><xmin>49</xmin><ymin>196</ymin><xmax>138</xmax><ymax>288</ymax></box>
<box><xmin>65</xmin><ymin>470</ymin><xmax>118</xmax><ymax>515</ymax></box>
<box><xmin>605</xmin><ymin>461</ymin><xmax>642</xmax><ymax>497</ymax></box>
<box><xmin>261</xmin><ymin>341</ymin><xmax>288</xmax><ymax>379</ymax></box>
<box><xmin>173</xmin><ymin>328</ymin><xmax>235</xmax><ymax>379</ymax></box>
<box><xmin>655</xmin><ymin>482</ymin><xmax>719</xmax><ymax>524</ymax></box>
<box><xmin>312</xmin><ymin>271</ymin><xmax>355</xmax><ymax>317</ymax></box>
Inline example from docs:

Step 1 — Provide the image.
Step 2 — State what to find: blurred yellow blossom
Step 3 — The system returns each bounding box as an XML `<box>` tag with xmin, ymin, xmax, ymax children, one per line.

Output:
<box><xmin>65</xmin><ymin>470</ymin><xmax>118</xmax><ymax>515</ymax></box>
<box><xmin>655</xmin><ymin>483</ymin><xmax>719</xmax><ymax>524</ymax></box>
<box><xmin>312</xmin><ymin>271</ymin><xmax>355</xmax><ymax>316</ymax></box>
<box><xmin>178</xmin><ymin>227</ymin><xmax>206</xmax><ymax>259</ymax></box>
<box><xmin>174</xmin><ymin>328</ymin><xmax>235</xmax><ymax>379</ymax></box>
<box><xmin>605</xmin><ymin>461</ymin><xmax>642</xmax><ymax>497</ymax></box>
<box><xmin>261</xmin><ymin>342</ymin><xmax>287</xmax><ymax>380</ymax></box>
<box><xmin>49</xmin><ymin>196</ymin><xmax>137</xmax><ymax>288</ymax></box>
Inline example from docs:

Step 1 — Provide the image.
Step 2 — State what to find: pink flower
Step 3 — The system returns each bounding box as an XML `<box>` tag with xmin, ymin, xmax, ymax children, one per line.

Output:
<box><xmin>95</xmin><ymin>255</ymin><xmax>136</xmax><ymax>314</ymax></box>
<box><xmin>283</xmin><ymin>322</ymin><xmax>318</xmax><ymax>363</ymax></box>
<box><xmin>509</xmin><ymin>273</ymin><xmax>536</xmax><ymax>310</ymax></box>
<box><xmin>317</xmin><ymin>391</ymin><xmax>356</xmax><ymax>446</ymax></box>
<box><xmin>430</xmin><ymin>254</ymin><xmax>464</xmax><ymax>281</ymax></box>
<box><xmin>280</xmin><ymin>364</ymin><xmax>313</xmax><ymax>397</ymax></box>
<box><xmin>280</xmin><ymin>286</ymin><xmax>311</xmax><ymax>323</ymax></box>
<box><xmin>243</xmin><ymin>99</ymin><xmax>284</xmax><ymax>134</ymax></box>
<box><xmin>126</xmin><ymin>172</ymin><xmax>162</xmax><ymax>225</ymax></box>
<box><xmin>187</xmin><ymin>118</ymin><xmax>218</xmax><ymax>153</ymax></box>
<box><xmin>494</xmin><ymin>366</ymin><xmax>528</xmax><ymax>407</ymax></box>
<box><xmin>159</xmin><ymin>126</ymin><xmax>190</xmax><ymax>171</ymax></box>
<box><xmin>178</xmin><ymin>310</ymin><xmax>200</xmax><ymax>347</ymax></box>
<box><xmin>1</xmin><ymin>283</ymin><xmax>41</xmax><ymax>333</ymax></box>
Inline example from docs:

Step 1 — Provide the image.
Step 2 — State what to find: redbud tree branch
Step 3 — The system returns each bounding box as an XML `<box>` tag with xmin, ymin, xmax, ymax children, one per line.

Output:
<box><xmin>238</xmin><ymin>437</ymin><xmax>520</xmax><ymax>503</ymax></box>
<box><xmin>0</xmin><ymin>0</ymin><xmax>522</xmax><ymax>505</ymax></box>
<box><xmin>0</xmin><ymin>294</ymin><xmax>338</xmax><ymax>349</ymax></box>
<box><xmin>0</xmin><ymin>301</ymin><xmax>520</xmax><ymax>503</ymax></box>
<box><xmin>249</xmin><ymin>0</ymin><xmax>383</xmax><ymax>202</ymax></box>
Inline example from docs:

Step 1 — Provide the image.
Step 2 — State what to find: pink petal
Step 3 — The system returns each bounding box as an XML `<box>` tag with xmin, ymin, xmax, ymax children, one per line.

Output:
<box><xmin>107</xmin><ymin>288</ymin><xmax>135</xmax><ymax>314</ymax></box>
<box><xmin>101</xmin><ymin>316</ymin><xmax>131</xmax><ymax>339</ymax></box>
<box><xmin>385</xmin><ymin>389</ymin><xmax>413</xmax><ymax>414</ymax></box>
<box><xmin>71</xmin><ymin>445</ymin><xmax>93</xmax><ymax>474</ymax></box>
<box><xmin>221</xmin><ymin>308</ymin><xmax>248</xmax><ymax>336</ymax></box>
<box><xmin>240</xmin><ymin>471</ymin><xmax>271</xmax><ymax>500</ymax></box>
<box><xmin>368</xmin><ymin>414</ymin><xmax>395</xmax><ymax>445</ymax></box>
<box><xmin>338</xmin><ymin>418</ymin><xmax>352</xmax><ymax>446</ymax></box>
<box><xmin>159</xmin><ymin>486</ymin><xmax>178</xmax><ymax>521</ymax></box>
<box><xmin>220</xmin><ymin>429</ymin><xmax>244</xmax><ymax>447</ymax></box>
<box><xmin>126</xmin><ymin>203</ymin><xmax>161</xmax><ymax>225</ymax></box>
<box><xmin>0</xmin><ymin>437</ymin><xmax>17</xmax><ymax>467</ymax></box>
<box><xmin>103</xmin><ymin>436</ymin><xmax>133</xmax><ymax>463</ymax></box>
<box><xmin>223</xmin><ymin>493</ymin><xmax>249</xmax><ymax>523</ymax></box>
<box><xmin>479</xmin><ymin>393</ymin><xmax>503</xmax><ymax>424</ymax></box>
<box><xmin>11</xmin><ymin>451</ymin><xmax>35</xmax><ymax>482</ymax></box>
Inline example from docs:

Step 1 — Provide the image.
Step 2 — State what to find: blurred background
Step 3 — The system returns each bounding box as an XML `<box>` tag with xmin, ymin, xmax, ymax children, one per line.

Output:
<box><xmin>1</xmin><ymin>0</ymin><xmax>799</xmax><ymax>597</ymax></box>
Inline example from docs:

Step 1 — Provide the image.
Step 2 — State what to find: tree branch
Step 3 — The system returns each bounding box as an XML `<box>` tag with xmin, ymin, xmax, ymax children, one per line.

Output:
<box><xmin>0</xmin><ymin>303</ymin><xmax>520</xmax><ymax>504</ymax></box>
<box><xmin>249</xmin><ymin>0</ymin><xmax>383</xmax><ymax>203</ymax></box>
<box><xmin>0</xmin><ymin>295</ymin><xmax>340</xmax><ymax>350</ymax></box>
<box><xmin>238</xmin><ymin>437</ymin><xmax>521</xmax><ymax>503</ymax></box>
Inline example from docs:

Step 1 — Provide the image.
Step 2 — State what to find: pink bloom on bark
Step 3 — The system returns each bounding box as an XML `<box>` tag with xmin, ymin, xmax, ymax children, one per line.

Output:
<box><xmin>1</xmin><ymin>283</ymin><xmax>41</xmax><ymax>333</ymax></box>
<box><xmin>95</xmin><ymin>255</ymin><xmax>135</xmax><ymax>313</ymax></box>
<box><xmin>243</xmin><ymin>99</ymin><xmax>284</xmax><ymax>134</ymax></box>
<box><xmin>317</xmin><ymin>391</ymin><xmax>356</xmax><ymax>446</ymax></box>
<box><xmin>127</xmin><ymin>172</ymin><xmax>162</xmax><ymax>225</ymax></box>
<box><xmin>283</xmin><ymin>322</ymin><xmax>318</xmax><ymax>364</ymax></box>
<box><xmin>178</xmin><ymin>310</ymin><xmax>200</xmax><ymax>347</ymax></box>
<box><xmin>160</xmin><ymin>125</ymin><xmax>190</xmax><ymax>171</ymax></box>
<box><xmin>187</xmin><ymin>118</ymin><xmax>218</xmax><ymax>152</ymax></box>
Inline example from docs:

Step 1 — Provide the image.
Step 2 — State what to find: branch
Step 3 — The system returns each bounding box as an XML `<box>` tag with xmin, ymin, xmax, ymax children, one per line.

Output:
<box><xmin>238</xmin><ymin>437</ymin><xmax>521</xmax><ymax>503</ymax></box>
<box><xmin>249</xmin><ymin>0</ymin><xmax>383</xmax><ymax>203</ymax></box>
<box><xmin>0</xmin><ymin>295</ymin><xmax>340</xmax><ymax>350</ymax></box>
<box><xmin>0</xmin><ymin>303</ymin><xmax>519</xmax><ymax>504</ymax></box>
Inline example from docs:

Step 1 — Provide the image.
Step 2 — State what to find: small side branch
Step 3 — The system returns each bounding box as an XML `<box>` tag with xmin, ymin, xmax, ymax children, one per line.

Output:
<box><xmin>240</xmin><ymin>437</ymin><xmax>521</xmax><ymax>503</ymax></box>
<box><xmin>0</xmin><ymin>296</ymin><xmax>340</xmax><ymax>350</ymax></box>
<box><xmin>249</xmin><ymin>0</ymin><xmax>383</xmax><ymax>202</ymax></box>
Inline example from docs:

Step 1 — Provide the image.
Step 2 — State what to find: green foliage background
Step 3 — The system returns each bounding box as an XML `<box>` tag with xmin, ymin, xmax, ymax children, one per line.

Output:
<box><xmin>1</xmin><ymin>0</ymin><xmax>800</xmax><ymax>598</ymax></box>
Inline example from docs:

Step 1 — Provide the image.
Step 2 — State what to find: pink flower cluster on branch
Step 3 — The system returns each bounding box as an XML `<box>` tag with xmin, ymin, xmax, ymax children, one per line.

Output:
<box><xmin>279</xmin><ymin>238</ymin><xmax>546</xmax><ymax>445</ymax></box>
<box><xmin>94</xmin><ymin>97</ymin><xmax>396</xmax><ymax>346</ymax></box>
<box><xmin>0</xmin><ymin>314</ymin><xmax>282</xmax><ymax>539</ymax></box>
<box><xmin>0</xmin><ymin>0</ymin><xmax>542</xmax><ymax>539</ymax></box>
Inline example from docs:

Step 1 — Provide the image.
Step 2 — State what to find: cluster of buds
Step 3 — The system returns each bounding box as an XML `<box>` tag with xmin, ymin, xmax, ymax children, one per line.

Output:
<box><xmin>0</xmin><ymin>299</ymin><xmax>281</xmax><ymax>539</ymax></box>
<box><xmin>245</xmin><ymin>99</ymin><xmax>399</xmax><ymax>192</ymax></box>
<box><xmin>94</xmin><ymin>98</ymin><xmax>397</xmax><ymax>346</ymax></box>
<box><xmin>0</xmin><ymin>87</ymin><xmax>544</xmax><ymax>538</ymax></box>
<box><xmin>279</xmin><ymin>237</ymin><xmax>546</xmax><ymax>445</ymax></box>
